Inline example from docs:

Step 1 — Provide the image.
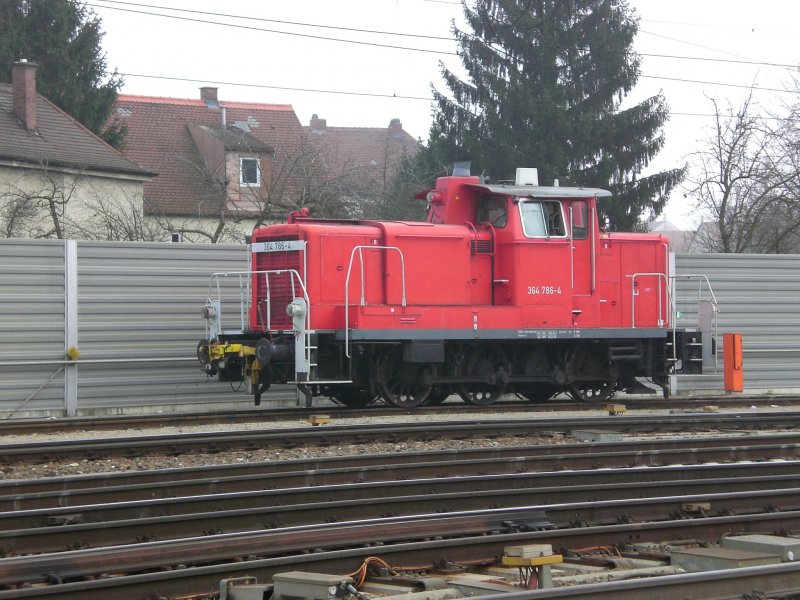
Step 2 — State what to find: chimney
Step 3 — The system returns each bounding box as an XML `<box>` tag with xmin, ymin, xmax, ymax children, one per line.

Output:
<box><xmin>310</xmin><ymin>113</ymin><xmax>326</xmax><ymax>134</ymax></box>
<box><xmin>200</xmin><ymin>86</ymin><xmax>218</xmax><ymax>108</ymax></box>
<box><xmin>12</xmin><ymin>59</ymin><xmax>38</xmax><ymax>132</ymax></box>
<box><xmin>389</xmin><ymin>118</ymin><xmax>403</xmax><ymax>137</ymax></box>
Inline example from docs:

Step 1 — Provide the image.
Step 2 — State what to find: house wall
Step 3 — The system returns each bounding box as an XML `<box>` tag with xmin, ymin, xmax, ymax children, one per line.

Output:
<box><xmin>0</xmin><ymin>164</ymin><xmax>146</xmax><ymax>240</ymax></box>
<box><xmin>225</xmin><ymin>151</ymin><xmax>272</xmax><ymax>212</ymax></box>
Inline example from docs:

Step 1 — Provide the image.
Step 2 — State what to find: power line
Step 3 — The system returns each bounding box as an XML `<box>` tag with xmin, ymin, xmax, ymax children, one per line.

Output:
<box><xmin>640</xmin><ymin>17</ymin><xmax>799</xmax><ymax>35</ymax></box>
<box><xmin>89</xmin><ymin>0</ymin><xmax>800</xmax><ymax>71</ymax></box>
<box><xmin>639</xmin><ymin>29</ymin><xmax>761</xmax><ymax>63</ymax></box>
<box><xmin>120</xmin><ymin>73</ymin><xmax>434</xmax><ymax>101</ymax></box>
<box><xmin>90</xmin><ymin>0</ymin><xmax>455</xmax><ymax>41</ymax></box>
<box><xmin>121</xmin><ymin>72</ymin><xmax>800</xmax><ymax>113</ymax></box>
<box><xmin>640</xmin><ymin>75</ymin><xmax>800</xmax><ymax>94</ymax></box>
<box><xmin>85</xmin><ymin>2</ymin><xmax>455</xmax><ymax>55</ymax></box>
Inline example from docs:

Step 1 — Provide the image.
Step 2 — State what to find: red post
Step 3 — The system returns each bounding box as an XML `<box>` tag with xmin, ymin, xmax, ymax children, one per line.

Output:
<box><xmin>723</xmin><ymin>333</ymin><xmax>743</xmax><ymax>392</ymax></box>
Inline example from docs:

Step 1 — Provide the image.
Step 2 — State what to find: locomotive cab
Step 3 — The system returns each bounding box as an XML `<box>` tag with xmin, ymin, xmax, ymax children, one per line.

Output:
<box><xmin>198</xmin><ymin>167</ymin><xmax>717</xmax><ymax>408</ymax></box>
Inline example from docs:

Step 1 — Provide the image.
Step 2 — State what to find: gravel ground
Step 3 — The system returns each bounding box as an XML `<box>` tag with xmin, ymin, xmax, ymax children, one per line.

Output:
<box><xmin>3</xmin><ymin>404</ymin><xmax>798</xmax><ymax>481</ymax></box>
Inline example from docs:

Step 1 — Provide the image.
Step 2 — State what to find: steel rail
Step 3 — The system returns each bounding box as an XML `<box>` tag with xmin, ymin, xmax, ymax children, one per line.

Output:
<box><xmin>0</xmin><ymin>507</ymin><xmax>543</xmax><ymax>586</ymax></box>
<box><xmin>2</xmin><ymin>412</ymin><xmax>800</xmax><ymax>463</ymax></box>
<box><xmin>2</xmin><ymin>509</ymin><xmax>799</xmax><ymax>599</ymax></box>
<box><xmin>4</xmin><ymin>443</ymin><xmax>800</xmax><ymax>512</ymax></box>
<box><xmin>1</xmin><ymin>395</ymin><xmax>798</xmax><ymax>436</ymax></box>
<box><xmin>0</xmin><ymin>494</ymin><xmax>800</xmax><ymax>585</ymax></box>
<box><xmin>3</xmin><ymin>466</ymin><xmax>800</xmax><ymax>554</ymax></box>
<box><xmin>4</xmin><ymin>432</ymin><xmax>800</xmax><ymax>498</ymax></box>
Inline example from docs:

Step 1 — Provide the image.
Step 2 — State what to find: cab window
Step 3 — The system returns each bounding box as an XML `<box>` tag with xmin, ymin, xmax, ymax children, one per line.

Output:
<box><xmin>477</xmin><ymin>195</ymin><xmax>507</xmax><ymax>228</ymax></box>
<box><xmin>520</xmin><ymin>200</ymin><xmax>566</xmax><ymax>238</ymax></box>
<box><xmin>571</xmin><ymin>201</ymin><xmax>588</xmax><ymax>240</ymax></box>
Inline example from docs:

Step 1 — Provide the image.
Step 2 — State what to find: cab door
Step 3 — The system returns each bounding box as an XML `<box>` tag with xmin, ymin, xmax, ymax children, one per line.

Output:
<box><xmin>516</xmin><ymin>199</ymin><xmax>572</xmax><ymax>327</ymax></box>
<box><xmin>568</xmin><ymin>199</ymin><xmax>597</xmax><ymax>325</ymax></box>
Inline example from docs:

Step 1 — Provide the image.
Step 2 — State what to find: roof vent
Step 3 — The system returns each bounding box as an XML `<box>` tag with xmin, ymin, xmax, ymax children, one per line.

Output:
<box><xmin>515</xmin><ymin>168</ymin><xmax>539</xmax><ymax>186</ymax></box>
<box><xmin>452</xmin><ymin>160</ymin><xmax>471</xmax><ymax>177</ymax></box>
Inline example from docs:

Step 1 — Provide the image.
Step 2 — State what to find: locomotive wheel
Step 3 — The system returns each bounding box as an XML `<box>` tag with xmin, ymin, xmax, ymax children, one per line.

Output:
<box><xmin>331</xmin><ymin>387</ymin><xmax>378</xmax><ymax>408</ymax></box>
<box><xmin>377</xmin><ymin>347</ymin><xmax>432</xmax><ymax>408</ymax></box>
<box><xmin>566</xmin><ymin>345</ymin><xmax>616</xmax><ymax>403</ymax></box>
<box><xmin>455</xmin><ymin>345</ymin><xmax>509</xmax><ymax>406</ymax></box>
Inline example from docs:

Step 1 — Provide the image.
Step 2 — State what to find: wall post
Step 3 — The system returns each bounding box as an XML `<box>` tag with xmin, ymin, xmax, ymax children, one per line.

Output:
<box><xmin>64</xmin><ymin>240</ymin><xmax>78</xmax><ymax>416</ymax></box>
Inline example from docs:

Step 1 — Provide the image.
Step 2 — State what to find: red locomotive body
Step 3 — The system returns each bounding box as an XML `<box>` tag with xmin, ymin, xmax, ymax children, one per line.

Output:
<box><xmin>199</xmin><ymin>168</ymin><xmax>711</xmax><ymax>407</ymax></box>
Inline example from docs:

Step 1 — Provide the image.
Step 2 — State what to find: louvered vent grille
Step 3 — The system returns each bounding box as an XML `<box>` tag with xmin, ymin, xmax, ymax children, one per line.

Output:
<box><xmin>253</xmin><ymin>236</ymin><xmax>302</xmax><ymax>330</ymax></box>
<box><xmin>470</xmin><ymin>239</ymin><xmax>493</xmax><ymax>254</ymax></box>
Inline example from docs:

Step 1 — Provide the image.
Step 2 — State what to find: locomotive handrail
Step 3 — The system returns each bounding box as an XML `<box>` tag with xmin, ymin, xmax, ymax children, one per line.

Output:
<box><xmin>206</xmin><ymin>271</ymin><xmax>249</xmax><ymax>336</ymax></box>
<box><xmin>670</xmin><ymin>273</ymin><xmax>720</xmax><ymax>369</ymax></box>
<box><xmin>344</xmin><ymin>245</ymin><xmax>407</xmax><ymax>358</ymax></box>
<box><xmin>671</xmin><ymin>274</ymin><xmax>719</xmax><ymax>311</ymax></box>
<box><xmin>628</xmin><ymin>272</ymin><xmax>668</xmax><ymax>328</ymax></box>
<box><xmin>207</xmin><ymin>269</ymin><xmax>310</xmax><ymax>337</ymax></box>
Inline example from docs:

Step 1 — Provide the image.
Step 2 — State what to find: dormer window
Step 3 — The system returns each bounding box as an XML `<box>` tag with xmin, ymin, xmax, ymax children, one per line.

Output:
<box><xmin>240</xmin><ymin>158</ymin><xmax>260</xmax><ymax>186</ymax></box>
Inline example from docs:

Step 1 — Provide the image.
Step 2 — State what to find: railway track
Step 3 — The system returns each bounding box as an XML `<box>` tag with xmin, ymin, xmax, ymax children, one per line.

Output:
<box><xmin>2</xmin><ymin>411</ymin><xmax>800</xmax><ymax>464</ymax></box>
<box><xmin>4</xmin><ymin>462</ymin><xmax>800</xmax><ymax>554</ymax></box>
<box><xmin>3</xmin><ymin>432</ymin><xmax>799</xmax><ymax>502</ymax></box>
<box><xmin>2</xmin><ymin>394</ymin><xmax>798</xmax><ymax>436</ymax></box>
<box><xmin>3</xmin><ymin>431</ymin><xmax>800</xmax><ymax>598</ymax></box>
<box><xmin>3</xmin><ymin>489</ymin><xmax>800</xmax><ymax>598</ymax></box>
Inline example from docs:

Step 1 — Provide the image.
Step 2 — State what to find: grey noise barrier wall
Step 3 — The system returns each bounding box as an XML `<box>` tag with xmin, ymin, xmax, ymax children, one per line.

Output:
<box><xmin>0</xmin><ymin>239</ymin><xmax>795</xmax><ymax>417</ymax></box>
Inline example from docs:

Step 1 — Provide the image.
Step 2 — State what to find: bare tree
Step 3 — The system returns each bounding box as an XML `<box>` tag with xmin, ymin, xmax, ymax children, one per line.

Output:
<box><xmin>238</xmin><ymin>137</ymin><xmax>373</xmax><ymax>228</ymax></box>
<box><xmin>174</xmin><ymin>134</ymin><xmax>376</xmax><ymax>244</ymax></box>
<box><xmin>66</xmin><ymin>186</ymin><xmax>164</xmax><ymax>241</ymax></box>
<box><xmin>685</xmin><ymin>94</ymin><xmax>800</xmax><ymax>253</ymax></box>
<box><xmin>0</xmin><ymin>162</ymin><xmax>166</xmax><ymax>242</ymax></box>
<box><xmin>0</xmin><ymin>166</ymin><xmax>78</xmax><ymax>239</ymax></box>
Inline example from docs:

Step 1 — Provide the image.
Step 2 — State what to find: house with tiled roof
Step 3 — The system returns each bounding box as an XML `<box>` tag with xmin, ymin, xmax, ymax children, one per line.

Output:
<box><xmin>305</xmin><ymin>114</ymin><xmax>419</xmax><ymax>216</ymax></box>
<box><xmin>648</xmin><ymin>217</ymin><xmax>713</xmax><ymax>253</ymax></box>
<box><xmin>112</xmin><ymin>88</ymin><xmax>311</xmax><ymax>242</ymax></box>
<box><xmin>0</xmin><ymin>60</ymin><xmax>154</xmax><ymax>240</ymax></box>
<box><xmin>110</xmin><ymin>88</ymin><xmax>422</xmax><ymax>241</ymax></box>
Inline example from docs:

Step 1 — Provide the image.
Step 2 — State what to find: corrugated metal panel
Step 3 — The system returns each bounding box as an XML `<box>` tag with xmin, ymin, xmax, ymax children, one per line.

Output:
<box><xmin>0</xmin><ymin>240</ymin><xmax>66</xmax><ymax>413</ymax></box>
<box><xmin>76</xmin><ymin>241</ymin><xmax>250</xmax><ymax>410</ymax></box>
<box><xmin>676</xmin><ymin>254</ymin><xmax>800</xmax><ymax>393</ymax></box>
<box><xmin>1</xmin><ymin>242</ymin><xmax>796</xmax><ymax>416</ymax></box>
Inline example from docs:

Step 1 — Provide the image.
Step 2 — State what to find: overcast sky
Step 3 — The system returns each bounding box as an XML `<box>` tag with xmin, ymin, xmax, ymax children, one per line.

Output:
<box><xmin>89</xmin><ymin>0</ymin><xmax>800</xmax><ymax>227</ymax></box>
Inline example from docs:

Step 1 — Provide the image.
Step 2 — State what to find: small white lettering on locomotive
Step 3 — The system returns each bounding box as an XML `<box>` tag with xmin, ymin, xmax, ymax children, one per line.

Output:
<box><xmin>527</xmin><ymin>285</ymin><xmax>562</xmax><ymax>295</ymax></box>
<box><xmin>252</xmin><ymin>240</ymin><xmax>306</xmax><ymax>253</ymax></box>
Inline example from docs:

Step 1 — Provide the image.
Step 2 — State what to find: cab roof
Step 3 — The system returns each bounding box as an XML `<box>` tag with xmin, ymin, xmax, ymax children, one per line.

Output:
<box><xmin>465</xmin><ymin>182</ymin><xmax>612</xmax><ymax>199</ymax></box>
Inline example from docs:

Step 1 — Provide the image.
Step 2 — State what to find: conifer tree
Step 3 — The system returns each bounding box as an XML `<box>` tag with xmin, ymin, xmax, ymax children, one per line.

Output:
<box><xmin>0</xmin><ymin>0</ymin><xmax>125</xmax><ymax>147</ymax></box>
<box><xmin>430</xmin><ymin>0</ymin><xmax>682</xmax><ymax>230</ymax></box>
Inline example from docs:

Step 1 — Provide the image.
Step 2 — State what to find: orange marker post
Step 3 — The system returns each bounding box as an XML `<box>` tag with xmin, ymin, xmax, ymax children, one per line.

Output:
<box><xmin>723</xmin><ymin>333</ymin><xmax>743</xmax><ymax>392</ymax></box>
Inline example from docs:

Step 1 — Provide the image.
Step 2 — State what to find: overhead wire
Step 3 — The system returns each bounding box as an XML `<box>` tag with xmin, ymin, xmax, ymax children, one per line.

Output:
<box><xmin>90</xmin><ymin>0</ymin><xmax>800</xmax><ymax>121</ymax></box>
<box><xmin>87</xmin><ymin>0</ymin><xmax>800</xmax><ymax>71</ymax></box>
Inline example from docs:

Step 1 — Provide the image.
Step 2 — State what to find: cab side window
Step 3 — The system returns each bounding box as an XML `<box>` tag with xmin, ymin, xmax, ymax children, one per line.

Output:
<box><xmin>520</xmin><ymin>200</ymin><xmax>566</xmax><ymax>238</ymax></box>
<box><xmin>477</xmin><ymin>195</ymin><xmax>507</xmax><ymax>227</ymax></box>
<box><xmin>571</xmin><ymin>201</ymin><xmax>588</xmax><ymax>240</ymax></box>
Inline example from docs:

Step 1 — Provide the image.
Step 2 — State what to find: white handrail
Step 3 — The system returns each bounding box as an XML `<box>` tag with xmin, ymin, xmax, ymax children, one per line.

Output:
<box><xmin>344</xmin><ymin>245</ymin><xmax>407</xmax><ymax>358</ymax></box>
<box><xmin>628</xmin><ymin>272</ymin><xmax>668</xmax><ymax>328</ymax></box>
<box><xmin>208</xmin><ymin>269</ymin><xmax>310</xmax><ymax>335</ymax></box>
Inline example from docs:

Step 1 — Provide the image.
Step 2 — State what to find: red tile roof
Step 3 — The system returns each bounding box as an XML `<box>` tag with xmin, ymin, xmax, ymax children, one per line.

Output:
<box><xmin>0</xmin><ymin>83</ymin><xmax>153</xmax><ymax>178</ymax></box>
<box><xmin>113</xmin><ymin>93</ymin><xmax>306</xmax><ymax>216</ymax></box>
<box><xmin>305</xmin><ymin>117</ymin><xmax>419</xmax><ymax>186</ymax></box>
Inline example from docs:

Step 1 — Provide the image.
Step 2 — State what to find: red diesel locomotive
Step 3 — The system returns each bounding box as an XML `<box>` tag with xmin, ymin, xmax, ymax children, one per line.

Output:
<box><xmin>198</xmin><ymin>167</ymin><xmax>713</xmax><ymax>407</ymax></box>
